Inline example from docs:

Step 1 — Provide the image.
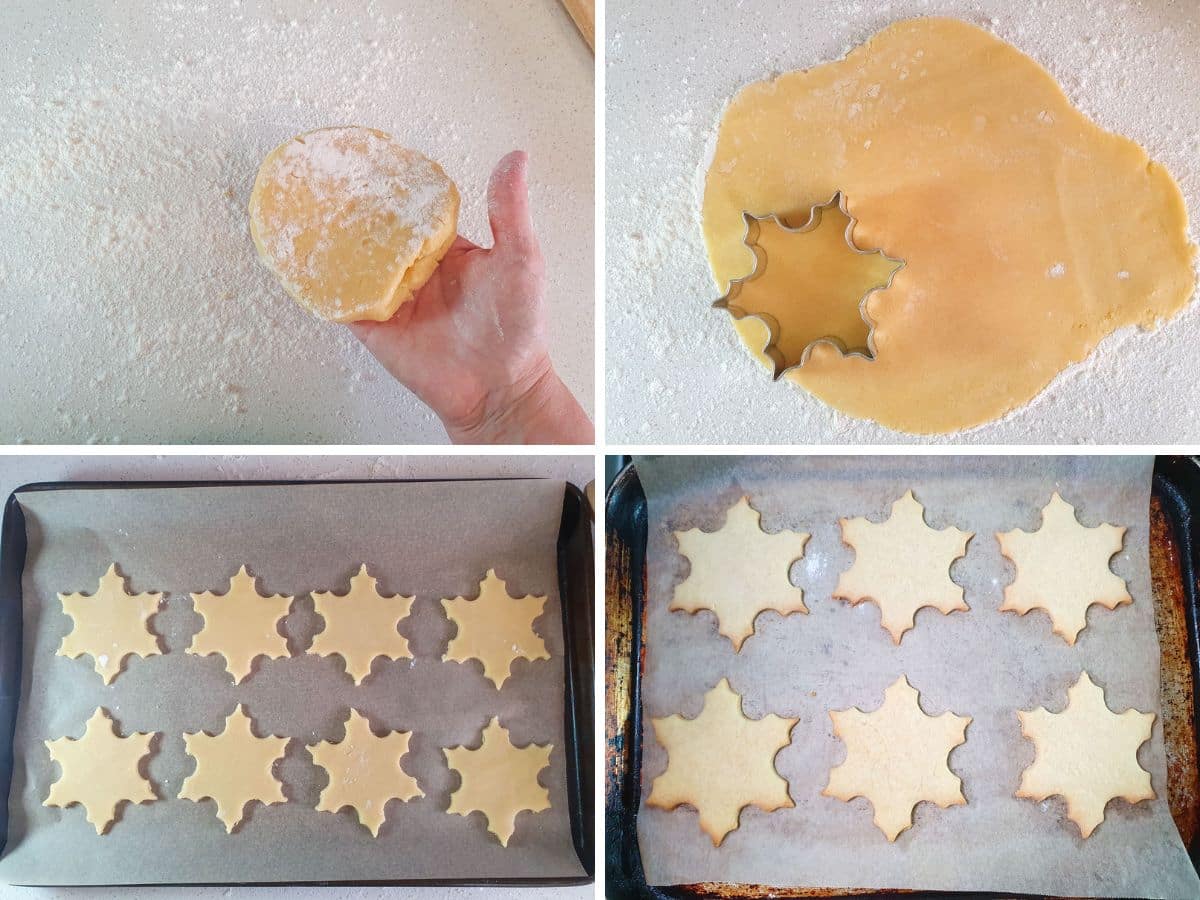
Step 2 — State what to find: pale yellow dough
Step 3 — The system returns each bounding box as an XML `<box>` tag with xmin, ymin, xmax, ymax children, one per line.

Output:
<box><xmin>309</xmin><ymin>564</ymin><xmax>415</xmax><ymax>684</ymax></box>
<box><xmin>1017</xmin><ymin>671</ymin><xmax>1154</xmax><ymax>838</ymax></box>
<box><xmin>833</xmin><ymin>490</ymin><xmax>972</xmax><ymax>642</ymax></box>
<box><xmin>672</xmin><ymin>496</ymin><xmax>810</xmax><ymax>650</ymax></box>
<box><xmin>188</xmin><ymin>566</ymin><xmax>293</xmax><ymax>683</ymax></box>
<box><xmin>179</xmin><ymin>704</ymin><xmax>289</xmax><ymax>832</ymax></box>
<box><xmin>57</xmin><ymin>564</ymin><xmax>162</xmax><ymax>684</ymax></box>
<box><xmin>824</xmin><ymin>676</ymin><xmax>970</xmax><ymax>841</ymax></box>
<box><xmin>444</xmin><ymin>717</ymin><xmax>552</xmax><ymax>847</ymax></box>
<box><xmin>703</xmin><ymin>17</ymin><xmax>1196</xmax><ymax>433</ymax></box>
<box><xmin>647</xmin><ymin>678</ymin><xmax>797</xmax><ymax>846</ymax></box>
<box><xmin>249</xmin><ymin>126</ymin><xmax>460</xmax><ymax>323</ymax></box>
<box><xmin>997</xmin><ymin>492</ymin><xmax>1130</xmax><ymax>644</ymax></box>
<box><xmin>44</xmin><ymin>708</ymin><xmax>158</xmax><ymax>834</ymax></box>
<box><xmin>310</xmin><ymin>709</ymin><xmax>422</xmax><ymax>837</ymax></box>
<box><xmin>442</xmin><ymin>570</ymin><xmax>550</xmax><ymax>688</ymax></box>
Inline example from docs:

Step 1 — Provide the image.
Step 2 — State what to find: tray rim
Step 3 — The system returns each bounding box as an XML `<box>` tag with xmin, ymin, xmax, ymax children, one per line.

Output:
<box><xmin>604</xmin><ymin>454</ymin><xmax>1200</xmax><ymax>900</ymax></box>
<box><xmin>0</xmin><ymin>475</ymin><xmax>594</xmax><ymax>888</ymax></box>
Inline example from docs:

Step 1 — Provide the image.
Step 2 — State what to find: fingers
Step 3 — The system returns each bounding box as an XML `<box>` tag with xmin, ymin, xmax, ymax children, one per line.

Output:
<box><xmin>486</xmin><ymin>150</ymin><xmax>540</xmax><ymax>260</ymax></box>
<box><xmin>447</xmin><ymin>234</ymin><xmax>480</xmax><ymax>255</ymax></box>
<box><xmin>346</xmin><ymin>295</ymin><xmax>418</xmax><ymax>349</ymax></box>
<box><xmin>346</xmin><ymin>316</ymin><xmax>400</xmax><ymax>360</ymax></box>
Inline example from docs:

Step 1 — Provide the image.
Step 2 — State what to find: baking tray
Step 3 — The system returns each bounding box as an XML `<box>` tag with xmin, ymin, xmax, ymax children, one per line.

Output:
<box><xmin>0</xmin><ymin>477</ymin><xmax>594</xmax><ymax>888</ymax></box>
<box><xmin>605</xmin><ymin>456</ymin><xmax>1200</xmax><ymax>899</ymax></box>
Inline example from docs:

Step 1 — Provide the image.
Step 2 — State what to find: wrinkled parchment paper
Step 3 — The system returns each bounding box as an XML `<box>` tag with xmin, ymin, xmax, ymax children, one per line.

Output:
<box><xmin>634</xmin><ymin>455</ymin><xmax>1199</xmax><ymax>898</ymax></box>
<box><xmin>0</xmin><ymin>479</ymin><xmax>586</xmax><ymax>884</ymax></box>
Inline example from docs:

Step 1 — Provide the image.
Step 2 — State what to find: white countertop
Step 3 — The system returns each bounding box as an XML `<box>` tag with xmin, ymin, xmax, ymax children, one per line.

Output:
<box><xmin>0</xmin><ymin>0</ymin><xmax>594</xmax><ymax>444</ymax></box>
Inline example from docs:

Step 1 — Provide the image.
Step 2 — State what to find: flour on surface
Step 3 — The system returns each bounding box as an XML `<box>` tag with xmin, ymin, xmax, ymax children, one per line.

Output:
<box><xmin>606</xmin><ymin>0</ymin><xmax>1200</xmax><ymax>444</ymax></box>
<box><xmin>0</xmin><ymin>0</ymin><xmax>593</xmax><ymax>443</ymax></box>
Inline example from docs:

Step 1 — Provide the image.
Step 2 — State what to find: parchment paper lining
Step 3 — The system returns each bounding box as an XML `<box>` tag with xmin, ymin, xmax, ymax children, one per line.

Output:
<box><xmin>634</xmin><ymin>455</ymin><xmax>1199</xmax><ymax>898</ymax></box>
<box><xmin>0</xmin><ymin>479</ymin><xmax>585</xmax><ymax>885</ymax></box>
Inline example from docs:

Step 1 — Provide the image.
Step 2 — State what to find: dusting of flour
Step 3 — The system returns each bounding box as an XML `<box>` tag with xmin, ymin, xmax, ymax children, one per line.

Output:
<box><xmin>0</xmin><ymin>0</ymin><xmax>592</xmax><ymax>443</ymax></box>
<box><xmin>254</xmin><ymin>127</ymin><xmax>452</xmax><ymax>316</ymax></box>
<box><xmin>607</xmin><ymin>0</ymin><xmax>1200</xmax><ymax>444</ymax></box>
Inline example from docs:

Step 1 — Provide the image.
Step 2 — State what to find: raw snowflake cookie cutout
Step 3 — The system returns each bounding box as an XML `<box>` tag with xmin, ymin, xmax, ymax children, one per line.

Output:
<box><xmin>179</xmin><ymin>704</ymin><xmax>289</xmax><ymax>832</ymax></box>
<box><xmin>833</xmin><ymin>490</ymin><xmax>972</xmax><ymax>642</ymax></box>
<box><xmin>310</xmin><ymin>709</ymin><xmax>422</xmax><ymax>836</ymax></box>
<box><xmin>672</xmin><ymin>496</ymin><xmax>810</xmax><ymax>650</ymax></box>
<box><xmin>824</xmin><ymin>676</ymin><xmax>971</xmax><ymax>840</ymax></box>
<box><xmin>1016</xmin><ymin>671</ymin><xmax>1154</xmax><ymax>837</ymax></box>
<box><xmin>442</xmin><ymin>570</ymin><xmax>549</xmax><ymax>688</ymax></box>
<box><xmin>997</xmin><ymin>492</ymin><xmax>1130</xmax><ymax>644</ymax></box>
<box><xmin>188</xmin><ymin>566</ymin><xmax>293</xmax><ymax>682</ymax></box>
<box><xmin>647</xmin><ymin>678</ymin><xmax>797</xmax><ymax>845</ymax></box>
<box><xmin>444</xmin><ymin>717</ymin><xmax>552</xmax><ymax>846</ymax></box>
<box><xmin>309</xmin><ymin>564</ymin><xmax>415</xmax><ymax>684</ymax></box>
<box><xmin>57</xmin><ymin>564</ymin><xmax>162</xmax><ymax>683</ymax></box>
<box><xmin>44</xmin><ymin>708</ymin><xmax>158</xmax><ymax>834</ymax></box>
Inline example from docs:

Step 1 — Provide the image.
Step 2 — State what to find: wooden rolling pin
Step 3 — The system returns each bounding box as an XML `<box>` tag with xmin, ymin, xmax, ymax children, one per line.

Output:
<box><xmin>559</xmin><ymin>0</ymin><xmax>594</xmax><ymax>52</ymax></box>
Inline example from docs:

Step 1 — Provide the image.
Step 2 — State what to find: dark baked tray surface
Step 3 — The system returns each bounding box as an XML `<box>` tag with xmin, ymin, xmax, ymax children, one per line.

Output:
<box><xmin>0</xmin><ymin>477</ymin><xmax>594</xmax><ymax>888</ymax></box>
<box><xmin>605</xmin><ymin>456</ymin><xmax>1200</xmax><ymax>899</ymax></box>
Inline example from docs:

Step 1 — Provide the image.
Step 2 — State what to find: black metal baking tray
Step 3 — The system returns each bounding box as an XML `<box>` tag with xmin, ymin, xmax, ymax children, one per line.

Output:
<box><xmin>0</xmin><ymin>477</ymin><xmax>594</xmax><ymax>888</ymax></box>
<box><xmin>605</xmin><ymin>455</ymin><xmax>1200</xmax><ymax>899</ymax></box>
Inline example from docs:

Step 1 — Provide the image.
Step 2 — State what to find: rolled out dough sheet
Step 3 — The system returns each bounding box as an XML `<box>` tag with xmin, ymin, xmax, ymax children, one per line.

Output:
<box><xmin>605</xmin><ymin>0</ymin><xmax>1200</xmax><ymax>445</ymax></box>
<box><xmin>633</xmin><ymin>455</ymin><xmax>1199</xmax><ymax>897</ymax></box>
<box><xmin>703</xmin><ymin>17</ymin><xmax>1195</xmax><ymax>434</ymax></box>
<box><xmin>0</xmin><ymin>480</ymin><xmax>584</xmax><ymax>885</ymax></box>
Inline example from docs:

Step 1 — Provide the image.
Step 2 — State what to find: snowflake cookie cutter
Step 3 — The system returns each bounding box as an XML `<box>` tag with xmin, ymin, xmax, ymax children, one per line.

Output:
<box><xmin>712</xmin><ymin>191</ymin><xmax>905</xmax><ymax>379</ymax></box>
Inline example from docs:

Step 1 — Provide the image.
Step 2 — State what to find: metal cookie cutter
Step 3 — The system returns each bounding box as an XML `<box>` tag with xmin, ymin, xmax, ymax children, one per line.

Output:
<box><xmin>712</xmin><ymin>191</ymin><xmax>904</xmax><ymax>380</ymax></box>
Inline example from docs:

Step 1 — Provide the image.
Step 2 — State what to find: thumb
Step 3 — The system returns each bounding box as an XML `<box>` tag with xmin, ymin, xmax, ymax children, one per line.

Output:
<box><xmin>487</xmin><ymin>150</ymin><xmax>539</xmax><ymax>258</ymax></box>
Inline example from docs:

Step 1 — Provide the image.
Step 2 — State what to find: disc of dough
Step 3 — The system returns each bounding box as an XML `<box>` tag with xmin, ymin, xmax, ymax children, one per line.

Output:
<box><xmin>249</xmin><ymin>126</ymin><xmax>460</xmax><ymax>323</ymax></box>
<box><xmin>702</xmin><ymin>17</ymin><xmax>1196</xmax><ymax>433</ymax></box>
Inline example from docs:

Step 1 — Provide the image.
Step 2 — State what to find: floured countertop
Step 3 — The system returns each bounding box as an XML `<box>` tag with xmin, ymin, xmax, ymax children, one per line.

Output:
<box><xmin>605</xmin><ymin>0</ymin><xmax>1200</xmax><ymax>444</ymax></box>
<box><xmin>0</xmin><ymin>0</ymin><xmax>593</xmax><ymax>444</ymax></box>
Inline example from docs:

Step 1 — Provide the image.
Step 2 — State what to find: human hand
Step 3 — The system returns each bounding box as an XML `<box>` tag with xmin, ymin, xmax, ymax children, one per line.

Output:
<box><xmin>348</xmin><ymin>151</ymin><xmax>593</xmax><ymax>445</ymax></box>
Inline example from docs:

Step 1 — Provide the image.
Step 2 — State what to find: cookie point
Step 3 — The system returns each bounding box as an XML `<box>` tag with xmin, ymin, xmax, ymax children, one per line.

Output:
<box><xmin>1046</xmin><ymin>492</ymin><xmax>1074</xmax><ymax>515</ymax></box>
<box><xmin>88</xmin><ymin>707</ymin><xmax>113</xmax><ymax>729</ymax></box>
